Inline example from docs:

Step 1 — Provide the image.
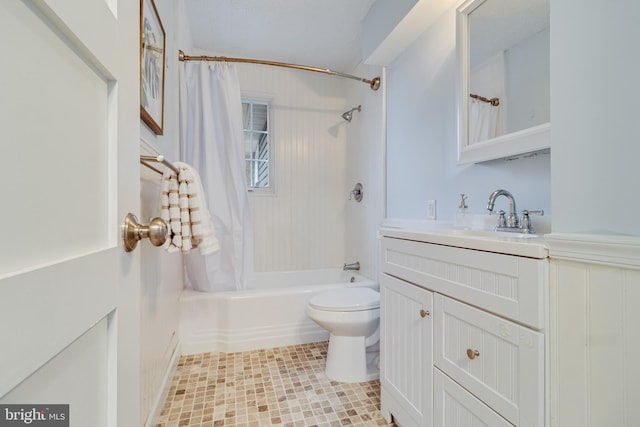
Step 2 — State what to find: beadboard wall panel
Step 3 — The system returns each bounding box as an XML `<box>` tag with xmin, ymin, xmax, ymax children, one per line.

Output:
<box><xmin>140</xmin><ymin>155</ymin><xmax>183</xmax><ymax>426</ymax></box>
<box><xmin>236</xmin><ymin>64</ymin><xmax>349</xmax><ymax>272</ymax></box>
<box><xmin>548</xmin><ymin>234</ymin><xmax>640</xmax><ymax>427</ymax></box>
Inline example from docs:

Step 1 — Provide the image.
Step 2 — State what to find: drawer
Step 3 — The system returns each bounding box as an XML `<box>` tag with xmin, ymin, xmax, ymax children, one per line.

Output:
<box><xmin>434</xmin><ymin>368</ymin><xmax>513</xmax><ymax>427</ymax></box>
<box><xmin>434</xmin><ymin>294</ymin><xmax>543</xmax><ymax>426</ymax></box>
<box><xmin>381</xmin><ymin>237</ymin><xmax>547</xmax><ymax>329</ymax></box>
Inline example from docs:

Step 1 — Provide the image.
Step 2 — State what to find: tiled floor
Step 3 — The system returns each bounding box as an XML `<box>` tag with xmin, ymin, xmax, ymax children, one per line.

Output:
<box><xmin>155</xmin><ymin>341</ymin><xmax>395</xmax><ymax>427</ymax></box>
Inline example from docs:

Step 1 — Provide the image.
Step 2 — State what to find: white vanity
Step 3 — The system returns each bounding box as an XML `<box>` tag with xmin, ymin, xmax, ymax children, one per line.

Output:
<box><xmin>379</xmin><ymin>225</ymin><xmax>549</xmax><ymax>427</ymax></box>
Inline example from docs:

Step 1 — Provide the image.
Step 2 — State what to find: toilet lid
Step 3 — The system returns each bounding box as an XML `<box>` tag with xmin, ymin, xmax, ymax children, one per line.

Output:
<box><xmin>309</xmin><ymin>288</ymin><xmax>380</xmax><ymax>312</ymax></box>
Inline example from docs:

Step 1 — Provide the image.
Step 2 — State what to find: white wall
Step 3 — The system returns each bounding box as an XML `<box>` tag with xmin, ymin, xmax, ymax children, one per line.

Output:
<box><xmin>233</xmin><ymin>64</ymin><xmax>350</xmax><ymax>272</ymax></box>
<box><xmin>362</xmin><ymin>0</ymin><xmax>418</xmax><ymax>60</ymax></box>
<box><xmin>551</xmin><ymin>0</ymin><xmax>640</xmax><ymax>236</ymax></box>
<box><xmin>385</xmin><ymin>5</ymin><xmax>551</xmax><ymax>223</ymax></box>
<box><xmin>345</xmin><ymin>64</ymin><xmax>386</xmax><ymax>280</ymax></box>
<box><xmin>546</xmin><ymin>2</ymin><xmax>640</xmax><ymax>423</ymax></box>
<box><xmin>139</xmin><ymin>0</ymin><xmax>184</xmax><ymax>424</ymax></box>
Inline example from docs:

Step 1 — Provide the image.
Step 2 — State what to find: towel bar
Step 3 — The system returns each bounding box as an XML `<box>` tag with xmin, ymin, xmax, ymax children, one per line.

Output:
<box><xmin>140</xmin><ymin>154</ymin><xmax>180</xmax><ymax>175</ymax></box>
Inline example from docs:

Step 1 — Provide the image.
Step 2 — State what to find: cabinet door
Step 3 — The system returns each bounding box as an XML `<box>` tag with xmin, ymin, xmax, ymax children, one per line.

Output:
<box><xmin>380</xmin><ymin>273</ymin><xmax>433</xmax><ymax>427</ymax></box>
<box><xmin>434</xmin><ymin>368</ymin><xmax>513</xmax><ymax>427</ymax></box>
<box><xmin>434</xmin><ymin>294</ymin><xmax>543</xmax><ymax>426</ymax></box>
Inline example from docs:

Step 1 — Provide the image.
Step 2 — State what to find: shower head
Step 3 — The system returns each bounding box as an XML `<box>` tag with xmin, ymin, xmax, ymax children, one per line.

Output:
<box><xmin>341</xmin><ymin>105</ymin><xmax>362</xmax><ymax>122</ymax></box>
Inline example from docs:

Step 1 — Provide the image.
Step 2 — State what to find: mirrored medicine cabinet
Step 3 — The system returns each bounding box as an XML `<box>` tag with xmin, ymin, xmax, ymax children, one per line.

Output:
<box><xmin>457</xmin><ymin>0</ymin><xmax>550</xmax><ymax>164</ymax></box>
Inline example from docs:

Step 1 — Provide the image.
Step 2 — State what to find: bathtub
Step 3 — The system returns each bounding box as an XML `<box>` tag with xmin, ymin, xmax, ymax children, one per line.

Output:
<box><xmin>179</xmin><ymin>269</ymin><xmax>378</xmax><ymax>355</ymax></box>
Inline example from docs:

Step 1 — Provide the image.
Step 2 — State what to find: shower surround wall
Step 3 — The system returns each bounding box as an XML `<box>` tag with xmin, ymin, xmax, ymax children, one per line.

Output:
<box><xmin>236</xmin><ymin>63</ymin><xmax>350</xmax><ymax>272</ymax></box>
<box><xmin>344</xmin><ymin>63</ymin><xmax>386</xmax><ymax>281</ymax></box>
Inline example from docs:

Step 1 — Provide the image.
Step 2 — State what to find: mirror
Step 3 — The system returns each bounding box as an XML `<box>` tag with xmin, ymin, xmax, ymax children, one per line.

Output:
<box><xmin>457</xmin><ymin>0</ymin><xmax>550</xmax><ymax>164</ymax></box>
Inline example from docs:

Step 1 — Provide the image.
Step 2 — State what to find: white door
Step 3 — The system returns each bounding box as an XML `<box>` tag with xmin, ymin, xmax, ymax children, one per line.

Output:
<box><xmin>0</xmin><ymin>0</ymin><xmax>140</xmax><ymax>426</ymax></box>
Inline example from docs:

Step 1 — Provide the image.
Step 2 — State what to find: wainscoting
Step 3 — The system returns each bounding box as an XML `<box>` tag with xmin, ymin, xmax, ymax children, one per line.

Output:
<box><xmin>548</xmin><ymin>233</ymin><xmax>640</xmax><ymax>426</ymax></box>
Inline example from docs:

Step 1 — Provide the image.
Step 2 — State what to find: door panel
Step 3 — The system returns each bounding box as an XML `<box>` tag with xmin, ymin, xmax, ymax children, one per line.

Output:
<box><xmin>0</xmin><ymin>251</ymin><xmax>118</xmax><ymax>397</ymax></box>
<box><xmin>1</xmin><ymin>0</ymin><xmax>113</xmax><ymax>273</ymax></box>
<box><xmin>1</xmin><ymin>318</ymin><xmax>111</xmax><ymax>427</ymax></box>
<box><xmin>0</xmin><ymin>0</ymin><xmax>139</xmax><ymax>425</ymax></box>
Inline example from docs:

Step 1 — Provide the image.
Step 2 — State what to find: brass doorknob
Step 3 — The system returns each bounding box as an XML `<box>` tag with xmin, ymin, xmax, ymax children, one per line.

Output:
<box><xmin>420</xmin><ymin>309</ymin><xmax>430</xmax><ymax>318</ymax></box>
<box><xmin>122</xmin><ymin>213</ymin><xmax>168</xmax><ymax>252</ymax></box>
<box><xmin>466</xmin><ymin>349</ymin><xmax>480</xmax><ymax>360</ymax></box>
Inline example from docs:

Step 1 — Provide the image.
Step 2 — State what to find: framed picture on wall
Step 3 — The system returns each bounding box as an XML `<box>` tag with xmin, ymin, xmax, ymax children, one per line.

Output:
<box><xmin>140</xmin><ymin>0</ymin><xmax>165</xmax><ymax>135</ymax></box>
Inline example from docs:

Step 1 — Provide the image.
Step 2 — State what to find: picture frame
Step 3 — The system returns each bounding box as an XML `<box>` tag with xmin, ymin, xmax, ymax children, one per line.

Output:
<box><xmin>140</xmin><ymin>0</ymin><xmax>165</xmax><ymax>135</ymax></box>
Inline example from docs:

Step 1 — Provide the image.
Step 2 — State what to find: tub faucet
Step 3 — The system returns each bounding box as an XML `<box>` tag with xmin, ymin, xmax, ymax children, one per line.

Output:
<box><xmin>343</xmin><ymin>261</ymin><xmax>360</xmax><ymax>271</ymax></box>
<box><xmin>487</xmin><ymin>189</ymin><xmax>519</xmax><ymax>229</ymax></box>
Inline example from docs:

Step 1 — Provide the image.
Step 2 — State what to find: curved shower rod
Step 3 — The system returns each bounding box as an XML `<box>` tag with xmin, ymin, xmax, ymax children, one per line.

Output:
<box><xmin>178</xmin><ymin>50</ymin><xmax>381</xmax><ymax>91</ymax></box>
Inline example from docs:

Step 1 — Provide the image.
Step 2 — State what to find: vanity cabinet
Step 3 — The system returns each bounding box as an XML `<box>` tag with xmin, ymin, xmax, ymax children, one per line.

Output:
<box><xmin>380</xmin><ymin>232</ymin><xmax>548</xmax><ymax>427</ymax></box>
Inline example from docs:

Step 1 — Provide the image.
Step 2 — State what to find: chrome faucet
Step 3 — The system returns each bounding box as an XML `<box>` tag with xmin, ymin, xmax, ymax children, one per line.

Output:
<box><xmin>487</xmin><ymin>189</ymin><xmax>518</xmax><ymax>228</ymax></box>
<box><xmin>343</xmin><ymin>261</ymin><xmax>360</xmax><ymax>271</ymax></box>
<box><xmin>486</xmin><ymin>189</ymin><xmax>543</xmax><ymax>233</ymax></box>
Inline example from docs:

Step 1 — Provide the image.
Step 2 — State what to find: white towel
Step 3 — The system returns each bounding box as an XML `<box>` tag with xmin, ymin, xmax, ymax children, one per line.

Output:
<box><xmin>160</xmin><ymin>171</ymin><xmax>184</xmax><ymax>253</ymax></box>
<box><xmin>160</xmin><ymin>162</ymin><xmax>219</xmax><ymax>254</ymax></box>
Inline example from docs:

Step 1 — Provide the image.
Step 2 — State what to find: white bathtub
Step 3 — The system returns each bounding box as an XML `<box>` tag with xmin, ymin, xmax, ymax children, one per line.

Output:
<box><xmin>179</xmin><ymin>269</ymin><xmax>377</xmax><ymax>355</ymax></box>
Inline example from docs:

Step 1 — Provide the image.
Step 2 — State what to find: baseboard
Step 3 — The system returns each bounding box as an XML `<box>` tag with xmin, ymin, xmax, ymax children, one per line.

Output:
<box><xmin>144</xmin><ymin>342</ymin><xmax>181</xmax><ymax>427</ymax></box>
<box><xmin>180</xmin><ymin>321</ymin><xmax>329</xmax><ymax>355</ymax></box>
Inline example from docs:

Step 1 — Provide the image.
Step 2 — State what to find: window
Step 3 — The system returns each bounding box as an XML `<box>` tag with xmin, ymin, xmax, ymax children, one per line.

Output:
<box><xmin>242</xmin><ymin>99</ymin><xmax>271</xmax><ymax>191</ymax></box>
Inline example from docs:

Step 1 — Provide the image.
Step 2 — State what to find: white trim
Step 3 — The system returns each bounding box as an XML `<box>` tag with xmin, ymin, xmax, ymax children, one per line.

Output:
<box><xmin>241</xmin><ymin>95</ymin><xmax>276</xmax><ymax>195</ymax></box>
<box><xmin>458</xmin><ymin>123</ymin><xmax>551</xmax><ymax>164</ymax></box>
<box><xmin>180</xmin><ymin>321</ymin><xmax>328</xmax><ymax>355</ymax></box>
<box><xmin>143</xmin><ymin>342</ymin><xmax>181</xmax><ymax>427</ymax></box>
<box><xmin>545</xmin><ymin>233</ymin><xmax>640</xmax><ymax>269</ymax></box>
<box><xmin>139</xmin><ymin>137</ymin><xmax>157</xmax><ymax>155</ymax></box>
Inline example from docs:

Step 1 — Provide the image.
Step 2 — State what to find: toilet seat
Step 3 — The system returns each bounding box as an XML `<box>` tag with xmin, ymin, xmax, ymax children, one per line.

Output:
<box><xmin>309</xmin><ymin>288</ymin><xmax>379</xmax><ymax>312</ymax></box>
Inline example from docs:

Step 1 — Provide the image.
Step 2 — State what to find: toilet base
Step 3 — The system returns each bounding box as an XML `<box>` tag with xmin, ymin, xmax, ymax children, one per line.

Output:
<box><xmin>325</xmin><ymin>334</ymin><xmax>380</xmax><ymax>383</ymax></box>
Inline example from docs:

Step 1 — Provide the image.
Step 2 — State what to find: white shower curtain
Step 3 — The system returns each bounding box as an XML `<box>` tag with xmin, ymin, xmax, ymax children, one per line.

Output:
<box><xmin>469</xmin><ymin>98</ymin><xmax>500</xmax><ymax>144</ymax></box>
<box><xmin>179</xmin><ymin>61</ymin><xmax>254</xmax><ymax>292</ymax></box>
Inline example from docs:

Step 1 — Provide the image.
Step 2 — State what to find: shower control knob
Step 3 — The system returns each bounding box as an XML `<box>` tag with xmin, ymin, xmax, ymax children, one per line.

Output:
<box><xmin>122</xmin><ymin>213</ymin><xmax>168</xmax><ymax>252</ymax></box>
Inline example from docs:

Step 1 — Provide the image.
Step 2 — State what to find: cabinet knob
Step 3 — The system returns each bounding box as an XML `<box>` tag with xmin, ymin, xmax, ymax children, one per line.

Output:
<box><xmin>466</xmin><ymin>349</ymin><xmax>480</xmax><ymax>360</ymax></box>
<box><xmin>420</xmin><ymin>309</ymin><xmax>430</xmax><ymax>318</ymax></box>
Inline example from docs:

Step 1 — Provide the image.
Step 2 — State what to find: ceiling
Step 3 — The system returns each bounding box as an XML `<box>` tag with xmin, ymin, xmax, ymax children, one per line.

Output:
<box><xmin>182</xmin><ymin>0</ymin><xmax>376</xmax><ymax>73</ymax></box>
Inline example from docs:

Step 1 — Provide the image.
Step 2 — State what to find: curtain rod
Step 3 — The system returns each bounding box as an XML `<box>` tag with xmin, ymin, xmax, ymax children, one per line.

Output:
<box><xmin>470</xmin><ymin>93</ymin><xmax>500</xmax><ymax>106</ymax></box>
<box><xmin>178</xmin><ymin>50</ymin><xmax>380</xmax><ymax>91</ymax></box>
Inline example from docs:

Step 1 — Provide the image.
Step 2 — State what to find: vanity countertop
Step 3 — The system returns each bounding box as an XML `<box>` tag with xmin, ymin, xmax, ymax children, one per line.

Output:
<box><xmin>380</xmin><ymin>219</ymin><xmax>549</xmax><ymax>259</ymax></box>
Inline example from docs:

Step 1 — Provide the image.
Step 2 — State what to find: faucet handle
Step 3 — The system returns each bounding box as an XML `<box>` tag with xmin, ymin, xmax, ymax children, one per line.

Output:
<box><xmin>521</xmin><ymin>209</ymin><xmax>544</xmax><ymax>233</ymax></box>
<box><xmin>497</xmin><ymin>210</ymin><xmax>507</xmax><ymax>228</ymax></box>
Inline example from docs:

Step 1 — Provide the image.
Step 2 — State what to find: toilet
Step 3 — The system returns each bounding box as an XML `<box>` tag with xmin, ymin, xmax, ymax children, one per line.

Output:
<box><xmin>307</xmin><ymin>287</ymin><xmax>380</xmax><ymax>383</ymax></box>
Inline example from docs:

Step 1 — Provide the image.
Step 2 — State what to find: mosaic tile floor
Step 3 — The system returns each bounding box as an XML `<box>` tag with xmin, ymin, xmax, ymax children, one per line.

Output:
<box><xmin>155</xmin><ymin>341</ymin><xmax>396</xmax><ymax>427</ymax></box>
